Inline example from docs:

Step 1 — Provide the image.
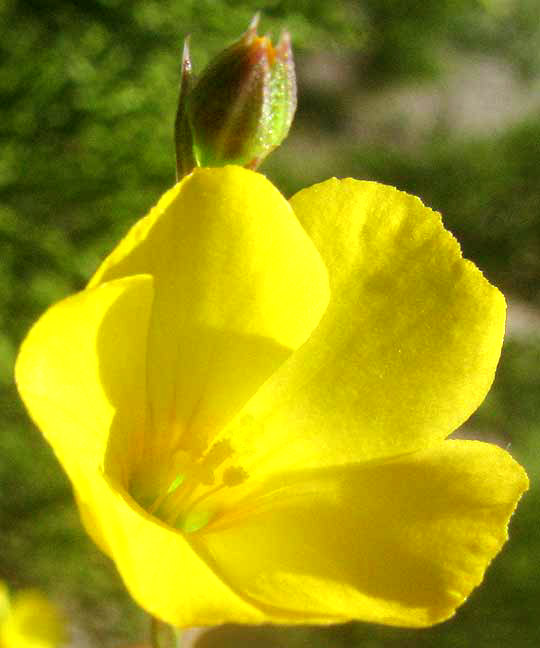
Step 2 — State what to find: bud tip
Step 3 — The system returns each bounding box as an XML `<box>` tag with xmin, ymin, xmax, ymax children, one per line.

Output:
<box><xmin>248</xmin><ymin>12</ymin><xmax>261</xmax><ymax>32</ymax></box>
<box><xmin>182</xmin><ymin>36</ymin><xmax>192</xmax><ymax>75</ymax></box>
<box><xmin>276</xmin><ymin>30</ymin><xmax>292</xmax><ymax>58</ymax></box>
<box><xmin>243</xmin><ymin>12</ymin><xmax>261</xmax><ymax>42</ymax></box>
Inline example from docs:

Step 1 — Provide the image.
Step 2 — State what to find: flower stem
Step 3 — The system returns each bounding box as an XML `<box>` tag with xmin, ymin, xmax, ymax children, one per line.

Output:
<box><xmin>150</xmin><ymin>616</ymin><xmax>182</xmax><ymax>648</ymax></box>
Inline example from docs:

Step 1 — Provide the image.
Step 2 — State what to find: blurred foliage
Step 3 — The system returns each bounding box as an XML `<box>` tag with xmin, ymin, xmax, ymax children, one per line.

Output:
<box><xmin>358</xmin><ymin>0</ymin><xmax>540</xmax><ymax>82</ymax></box>
<box><xmin>1</xmin><ymin>0</ymin><xmax>539</xmax><ymax>646</ymax></box>
<box><xmin>345</xmin><ymin>120</ymin><xmax>540</xmax><ymax>303</ymax></box>
<box><xmin>453</xmin><ymin>0</ymin><xmax>540</xmax><ymax>79</ymax></box>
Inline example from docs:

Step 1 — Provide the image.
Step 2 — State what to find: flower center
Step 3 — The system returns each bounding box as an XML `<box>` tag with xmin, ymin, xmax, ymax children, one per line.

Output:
<box><xmin>129</xmin><ymin>437</ymin><xmax>248</xmax><ymax>534</ymax></box>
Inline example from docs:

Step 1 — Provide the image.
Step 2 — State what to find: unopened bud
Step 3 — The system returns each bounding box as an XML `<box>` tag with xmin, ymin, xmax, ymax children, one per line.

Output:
<box><xmin>175</xmin><ymin>14</ymin><xmax>297</xmax><ymax>179</ymax></box>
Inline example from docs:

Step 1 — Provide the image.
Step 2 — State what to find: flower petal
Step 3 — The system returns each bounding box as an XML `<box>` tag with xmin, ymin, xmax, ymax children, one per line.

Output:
<box><xmin>223</xmin><ymin>179</ymin><xmax>506</xmax><ymax>475</ymax></box>
<box><xmin>15</xmin><ymin>276</ymin><xmax>266</xmax><ymax>627</ymax></box>
<box><xmin>15</xmin><ymin>275</ymin><xmax>154</xmax><ymax>480</ymax></box>
<box><xmin>89</xmin><ymin>166</ymin><xmax>329</xmax><ymax>471</ymax></box>
<box><xmin>0</xmin><ymin>589</ymin><xmax>67</xmax><ymax>648</ymax></box>
<box><xmin>198</xmin><ymin>440</ymin><xmax>528</xmax><ymax>627</ymax></box>
<box><xmin>74</xmin><ymin>473</ymin><xmax>266</xmax><ymax>628</ymax></box>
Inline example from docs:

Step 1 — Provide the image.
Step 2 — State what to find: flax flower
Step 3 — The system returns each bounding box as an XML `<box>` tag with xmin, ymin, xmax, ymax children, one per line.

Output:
<box><xmin>16</xmin><ymin>166</ymin><xmax>528</xmax><ymax>628</ymax></box>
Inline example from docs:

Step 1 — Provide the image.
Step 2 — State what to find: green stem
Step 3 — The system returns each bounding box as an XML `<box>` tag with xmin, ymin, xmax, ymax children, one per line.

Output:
<box><xmin>150</xmin><ymin>616</ymin><xmax>183</xmax><ymax>648</ymax></box>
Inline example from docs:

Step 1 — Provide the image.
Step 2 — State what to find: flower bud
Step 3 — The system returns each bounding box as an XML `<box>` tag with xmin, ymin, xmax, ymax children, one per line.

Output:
<box><xmin>175</xmin><ymin>14</ymin><xmax>297</xmax><ymax>179</ymax></box>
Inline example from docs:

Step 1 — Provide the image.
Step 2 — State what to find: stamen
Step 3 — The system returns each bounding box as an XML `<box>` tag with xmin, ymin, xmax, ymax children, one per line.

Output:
<box><xmin>200</xmin><ymin>440</ymin><xmax>234</xmax><ymax>470</ymax></box>
<box><xmin>167</xmin><ymin>473</ymin><xmax>185</xmax><ymax>494</ymax></box>
<box><xmin>223</xmin><ymin>466</ymin><xmax>248</xmax><ymax>487</ymax></box>
<box><xmin>133</xmin><ymin>434</ymin><xmax>250</xmax><ymax>535</ymax></box>
<box><xmin>171</xmin><ymin>483</ymin><xmax>224</xmax><ymax>525</ymax></box>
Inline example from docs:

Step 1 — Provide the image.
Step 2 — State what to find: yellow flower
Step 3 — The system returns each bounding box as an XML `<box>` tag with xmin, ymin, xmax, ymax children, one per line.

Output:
<box><xmin>0</xmin><ymin>582</ymin><xmax>66</xmax><ymax>648</ymax></box>
<box><xmin>15</xmin><ymin>166</ymin><xmax>528</xmax><ymax>628</ymax></box>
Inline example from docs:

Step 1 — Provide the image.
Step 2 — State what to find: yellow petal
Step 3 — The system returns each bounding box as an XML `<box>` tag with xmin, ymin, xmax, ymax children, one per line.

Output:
<box><xmin>0</xmin><ymin>589</ymin><xmax>66</xmax><ymax>648</ymax></box>
<box><xmin>15</xmin><ymin>274</ymin><xmax>154</xmax><ymax>553</ymax></box>
<box><xmin>0</xmin><ymin>582</ymin><xmax>9</xmax><ymax>624</ymax></box>
<box><xmin>14</xmin><ymin>275</ymin><xmax>266</xmax><ymax>627</ymax></box>
<box><xmin>222</xmin><ymin>179</ymin><xmax>506</xmax><ymax>476</ymax></box>
<box><xmin>15</xmin><ymin>275</ymin><xmax>153</xmax><ymax>480</ymax></box>
<box><xmin>198</xmin><ymin>440</ymin><xmax>528</xmax><ymax>627</ymax></box>
<box><xmin>76</xmin><ymin>472</ymin><xmax>266</xmax><ymax>627</ymax></box>
<box><xmin>89</xmin><ymin>166</ymin><xmax>329</xmax><ymax>481</ymax></box>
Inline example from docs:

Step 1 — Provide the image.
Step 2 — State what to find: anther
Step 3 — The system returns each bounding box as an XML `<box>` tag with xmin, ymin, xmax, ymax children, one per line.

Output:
<box><xmin>223</xmin><ymin>466</ymin><xmax>248</xmax><ymax>487</ymax></box>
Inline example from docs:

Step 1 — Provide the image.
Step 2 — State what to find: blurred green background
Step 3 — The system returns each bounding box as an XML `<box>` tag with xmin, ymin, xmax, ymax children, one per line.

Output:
<box><xmin>1</xmin><ymin>0</ymin><xmax>538</xmax><ymax>646</ymax></box>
